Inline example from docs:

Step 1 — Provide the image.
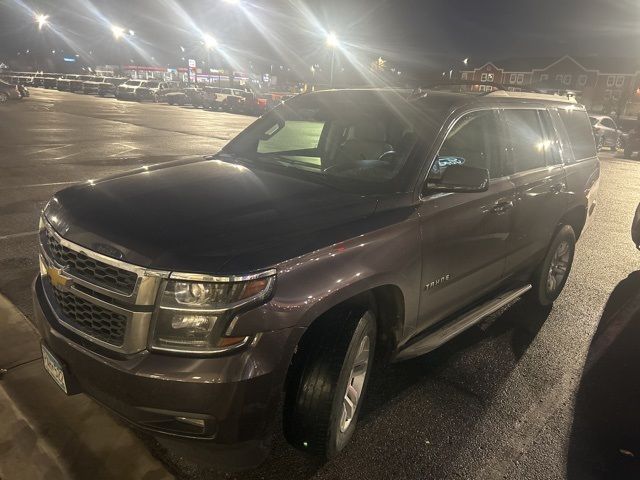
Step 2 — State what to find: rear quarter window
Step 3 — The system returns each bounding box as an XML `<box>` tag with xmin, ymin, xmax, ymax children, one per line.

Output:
<box><xmin>558</xmin><ymin>108</ymin><xmax>597</xmax><ymax>161</ymax></box>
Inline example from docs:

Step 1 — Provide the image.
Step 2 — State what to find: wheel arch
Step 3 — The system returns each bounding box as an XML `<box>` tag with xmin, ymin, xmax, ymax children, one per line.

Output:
<box><xmin>558</xmin><ymin>204</ymin><xmax>588</xmax><ymax>240</ymax></box>
<box><xmin>295</xmin><ymin>281</ymin><xmax>406</xmax><ymax>362</ymax></box>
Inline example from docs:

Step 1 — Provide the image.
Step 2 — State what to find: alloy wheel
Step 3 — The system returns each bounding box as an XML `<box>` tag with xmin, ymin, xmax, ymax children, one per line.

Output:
<box><xmin>339</xmin><ymin>333</ymin><xmax>370</xmax><ymax>433</ymax></box>
<box><xmin>547</xmin><ymin>240</ymin><xmax>570</xmax><ymax>293</ymax></box>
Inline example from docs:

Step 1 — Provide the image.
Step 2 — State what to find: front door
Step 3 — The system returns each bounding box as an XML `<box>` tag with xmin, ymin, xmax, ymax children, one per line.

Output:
<box><xmin>502</xmin><ymin>108</ymin><xmax>568</xmax><ymax>274</ymax></box>
<box><xmin>417</xmin><ymin>109</ymin><xmax>514</xmax><ymax>330</ymax></box>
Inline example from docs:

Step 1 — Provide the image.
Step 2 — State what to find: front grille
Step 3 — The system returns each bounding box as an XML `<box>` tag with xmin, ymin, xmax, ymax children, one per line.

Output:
<box><xmin>45</xmin><ymin>229</ymin><xmax>137</xmax><ymax>295</ymax></box>
<box><xmin>52</xmin><ymin>288</ymin><xmax>127</xmax><ymax>346</ymax></box>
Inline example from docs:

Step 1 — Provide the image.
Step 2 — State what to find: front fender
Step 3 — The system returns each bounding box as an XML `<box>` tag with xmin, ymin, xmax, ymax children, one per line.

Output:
<box><xmin>228</xmin><ymin>216</ymin><xmax>422</xmax><ymax>340</ymax></box>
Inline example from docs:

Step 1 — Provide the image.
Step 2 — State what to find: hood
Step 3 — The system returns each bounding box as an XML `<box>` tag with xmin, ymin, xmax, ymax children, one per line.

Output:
<box><xmin>45</xmin><ymin>156</ymin><xmax>379</xmax><ymax>274</ymax></box>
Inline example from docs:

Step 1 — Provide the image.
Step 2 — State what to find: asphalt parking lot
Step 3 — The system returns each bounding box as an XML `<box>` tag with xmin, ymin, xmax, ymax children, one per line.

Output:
<box><xmin>1</xmin><ymin>89</ymin><xmax>640</xmax><ymax>480</ymax></box>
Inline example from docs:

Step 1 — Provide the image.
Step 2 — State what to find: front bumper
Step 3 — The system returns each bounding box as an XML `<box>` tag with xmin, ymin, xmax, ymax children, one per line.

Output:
<box><xmin>32</xmin><ymin>275</ymin><xmax>303</xmax><ymax>468</ymax></box>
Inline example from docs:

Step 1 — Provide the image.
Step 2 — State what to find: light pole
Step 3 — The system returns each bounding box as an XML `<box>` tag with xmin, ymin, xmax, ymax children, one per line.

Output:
<box><xmin>326</xmin><ymin>32</ymin><xmax>339</xmax><ymax>88</ymax></box>
<box><xmin>34</xmin><ymin>14</ymin><xmax>49</xmax><ymax>71</ymax></box>
<box><xmin>202</xmin><ymin>34</ymin><xmax>217</xmax><ymax>85</ymax></box>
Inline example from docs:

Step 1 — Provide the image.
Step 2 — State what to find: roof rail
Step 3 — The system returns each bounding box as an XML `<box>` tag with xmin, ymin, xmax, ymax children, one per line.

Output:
<box><xmin>411</xmin><ymin>80</ymin><xmax>576</xmax><ymax>102</ymax></box>
<box><xmin>485</xmin><ymin>90</ymin><xmax>578</xmax><ymax>103</ymax></box>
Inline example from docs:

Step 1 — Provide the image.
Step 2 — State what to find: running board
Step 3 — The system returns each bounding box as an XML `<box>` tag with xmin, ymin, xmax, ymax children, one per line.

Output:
<box><xmin>394</xmin><ymin>284</ymin><xmax>532</xmax><ymax>362</ymax></box>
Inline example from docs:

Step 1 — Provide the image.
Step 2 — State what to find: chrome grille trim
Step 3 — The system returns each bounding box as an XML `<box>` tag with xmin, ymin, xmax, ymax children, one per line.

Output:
<box><xmin>39</xmin><ymin>218</ymin><xmax>170</xmax><ymax>354</ymax></box>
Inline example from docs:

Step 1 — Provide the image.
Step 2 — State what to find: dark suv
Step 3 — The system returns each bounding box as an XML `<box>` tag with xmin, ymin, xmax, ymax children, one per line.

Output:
<box><xmin>33</xmin><ymin>87</ymin><xmax>599</xmax><ymax>468</ymax></box>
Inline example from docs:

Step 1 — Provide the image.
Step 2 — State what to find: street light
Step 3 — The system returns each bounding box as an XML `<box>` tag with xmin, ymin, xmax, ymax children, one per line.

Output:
<box><xmin>326</xmin><ymin>32</ymin><xmax>339</xmax><ymax>48</ymax></box>
<box><xmin>35</xmin><ymin>14</ymin><xmax>49</xmax><ymax>30</ymax></box>
<box><xmin>326</xmin><ymin>32</ymin><xmax>339</xmax><ymax>87</ymax></box>
<box><xmin>203</xmin><ymin>34</ymin><xmax>217</xmax><ymax>50</ymax></box>
<box><xmin>111</xmin><ymin>25</ymin><xmax>125</xmax><ymax>40</ymax></box>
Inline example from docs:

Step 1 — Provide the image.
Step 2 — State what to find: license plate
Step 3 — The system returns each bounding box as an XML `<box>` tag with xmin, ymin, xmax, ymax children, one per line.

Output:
<box><xmin>41</xmin><ymin>344</ymin><xmax>68</xmax><ymax>394</ymax></box>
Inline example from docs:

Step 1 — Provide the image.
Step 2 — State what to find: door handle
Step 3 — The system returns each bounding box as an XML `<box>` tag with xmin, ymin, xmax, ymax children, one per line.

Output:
<box><xmin>490</xmin><ymin>200</ymin><xmax>514</xmax><ymax>214</ymax></box>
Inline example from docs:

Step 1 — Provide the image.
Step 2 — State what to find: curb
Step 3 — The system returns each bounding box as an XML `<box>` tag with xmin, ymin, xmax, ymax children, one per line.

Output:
<box><xmin>0</xmin><ymin>293</ymin><xmax>173</xmax><ymax>480</ymax></box>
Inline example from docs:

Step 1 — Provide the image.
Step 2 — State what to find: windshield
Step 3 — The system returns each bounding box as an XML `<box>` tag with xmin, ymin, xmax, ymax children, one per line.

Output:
<box><xmin>144</xmin><ymin>81</ymin><xmax>160</xmax><ymax>88</ymax></box>
<box><xmin>224</xmin><ymin>92</ymin><xmax>440</xmax><ymax>193</ymax></box>
<box><xmin>124</xmin><ymin>80</ymin><xmax>141</xmax><ymax>86</ymax></box>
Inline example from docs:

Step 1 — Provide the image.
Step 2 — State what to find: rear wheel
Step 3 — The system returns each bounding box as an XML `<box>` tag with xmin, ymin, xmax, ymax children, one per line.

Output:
<box><xmin>624</xmin><ymin>146</ymin><xmax>633</xmax><ymax>159</ymax></box>
<box><xmin>284</xmin><ymin>308</ymin><xmax>376</xmax><ymax>458</ymax></box>
<box><xmin>0</xmin><ymin>92</ymin><xmax>8</xmax><ymax>104</ymax></box>
<box><xmin>528</xmin><ymin>225</ymin><xmax>576</xmax><ymax>306</ymax></box>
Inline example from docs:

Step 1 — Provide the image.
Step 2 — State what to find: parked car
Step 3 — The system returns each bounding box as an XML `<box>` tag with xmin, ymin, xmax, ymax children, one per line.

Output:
<box><xmin>56</xmin><ymin>74</ymin><xmax>80</xmax><ymax>92</ymax></box>
<box><xmin>206</xmin><ymin>86</ymin><xmax>246</xmax><ymax>111</ymax></box>
<box><xmin>0</xmin><ymin>80</ymin><xmax>22</xmax><ymax>103</ymax></box>
<box><xmin>34</xmin><ymin>87</ymin><xmax>599</xmax><ymax>469</ymax></box>
<box><xmin>43</xmin><ymin>74</ymin><xmax>62</xmax><ymax>89</ymax></box>
<box><xmin>234</xmin><ymin>91</ymin><xmax>269</xmax><ymax>116</ymax></box>
<box><xmin>115</xmin><ymin>79</ymin><xmax>145</xmax><ymax>100</ymax></box>
<box><xmin>81</xmin><ymin>76</ymin><xmax>107</xmax><ymax>95</ymax></box>
<box><xmin>165</xmin><ymin>87</ymin><xmax>204</xmax><ymax>106</ymax></box>
<box><xmin>152</xmin><ymin>81</ymin><xmax>183</xmax><ymax>102</ymax></box>
<box><xmin>96</xmin><ymin>77</ymin><xmax>127</xmax><ymax>97</ymax></box>
<box><xmin>618</xmin><ymin>116</ymin><xmax>640</xmax><ymax>159</ymax></box>
<box><xmin>590</xmin><ymin>115</ymin><xmax>622</xmax><ymax>151</ymax></box>
<box><xmin>633</xmin><ymin>203</ymin><xmax>640</xmax><ymax>249</ymax></box>
<box><xmin>31</xmin><ymin>74</ymin><xmax>46</xmax><ymax>87</ymax></box>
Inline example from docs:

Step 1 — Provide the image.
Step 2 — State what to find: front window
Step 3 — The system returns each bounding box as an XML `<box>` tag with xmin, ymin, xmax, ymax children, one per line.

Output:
<box><xmin>433</xmin><ymin>109</ymin><xmax>503</xmax><ymax>179</ymax></box>
<box><xmin>225</xmin><ymin>93</ymin><xmax>435</xmax><ymax>192</ymax></box>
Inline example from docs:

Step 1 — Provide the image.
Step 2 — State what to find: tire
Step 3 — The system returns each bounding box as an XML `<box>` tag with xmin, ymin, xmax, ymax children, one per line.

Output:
<box><xmin>614</xmin><ymin>136</ymin><xmax>622</xmax><ymax>152</ymax></box>
<box><xmin>596</xmin><ymin>136</ymin><xmax>604</xmax><ymax>152</ymax></box>
<box><xmin>528</xmin><ymin>225</ymin><xmax>576</xmax><ymax>306</ymax></box>
<box><xmin>0</xmin><ymin>92</ymin><xmax>8</xmax><ymax>104</ymax></box>
<box><xmin>284</xmin><ymin>308</ymin><xmax>376</xmax><ymax>458</ymax></box>
<box><xmin>624</xmin><ymin>146</ymin><xmax>633</xmax><ymax>159</ymax></box>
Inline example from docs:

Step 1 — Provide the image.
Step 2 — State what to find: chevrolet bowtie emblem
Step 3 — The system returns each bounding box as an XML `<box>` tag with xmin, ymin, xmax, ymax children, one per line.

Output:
<box><xmin>46</xmin><ymin>266</ymin><xmax>72</xmax><ymax>289</ymax></box>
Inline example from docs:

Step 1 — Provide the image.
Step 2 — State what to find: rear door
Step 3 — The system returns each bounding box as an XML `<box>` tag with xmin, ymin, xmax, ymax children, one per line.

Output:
<box><xmin>502</xmin><ymin>107</ymin><xmax>567</xmax><ymax>275</ymax></box>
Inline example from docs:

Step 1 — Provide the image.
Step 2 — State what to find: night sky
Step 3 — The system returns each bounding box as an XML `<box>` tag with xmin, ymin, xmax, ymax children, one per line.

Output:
<box><xmin>1</xmin><ymin>0</ymin><xmax>638</xmax><ymax>74</ymax></box>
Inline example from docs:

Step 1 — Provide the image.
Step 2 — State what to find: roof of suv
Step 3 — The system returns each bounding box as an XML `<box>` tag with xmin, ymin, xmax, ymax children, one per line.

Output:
<box><xmin>301</xmin><ymin>88</ymin><xmax>582</xmax><ymax>117</ymax></box>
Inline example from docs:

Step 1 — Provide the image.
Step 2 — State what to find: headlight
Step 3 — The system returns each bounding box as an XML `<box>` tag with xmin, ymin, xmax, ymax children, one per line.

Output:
<box><xmin>150</xmin><ymin>273</ymin><xmax>275</xmax><ymax>354</ymax></box>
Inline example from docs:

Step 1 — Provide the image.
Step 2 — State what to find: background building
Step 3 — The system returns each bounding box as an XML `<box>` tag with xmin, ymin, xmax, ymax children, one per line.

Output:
<box><xmin>460</xmin><ymin>55</ymin><xmax>640</xmax><ymax>117</ymax></box>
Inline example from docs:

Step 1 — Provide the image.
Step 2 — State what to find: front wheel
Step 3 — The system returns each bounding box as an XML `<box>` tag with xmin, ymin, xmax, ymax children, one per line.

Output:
<box><xmin>0</xmin><ymin>92</ymin><xmax>8</xmax><ymax>104</ymax></box>
<box><xmin>284</xmin><ymin>308</ymin><xmax>376</xmax><ymax>458</ymax></box>
<box><xmin>528</xmin><ymin>225</ymin><xmax>576</xmax><ymax>306</ymax></box>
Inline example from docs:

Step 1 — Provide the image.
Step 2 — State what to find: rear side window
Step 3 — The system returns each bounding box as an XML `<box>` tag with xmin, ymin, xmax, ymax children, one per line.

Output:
<box><xmin>503</xmin><ymin>109</ymin><xmax>546</xmax><ymax>173</ymax></box>
<box><xmin>538</xmin><ymin>110</ymin><xmax>562</xmax><ymax>165</ymax></box>
<box><xmin>557</xmin><ymin>108</ymin><xmax>596</xmax><ymax>161</ymax></box>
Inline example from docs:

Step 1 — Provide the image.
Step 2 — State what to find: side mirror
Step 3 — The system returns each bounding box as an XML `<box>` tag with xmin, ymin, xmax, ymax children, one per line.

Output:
<box><xmin>425</xmin><ymin>164</ymin><xmax>490</xmax><ymax>194</ymax></box>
